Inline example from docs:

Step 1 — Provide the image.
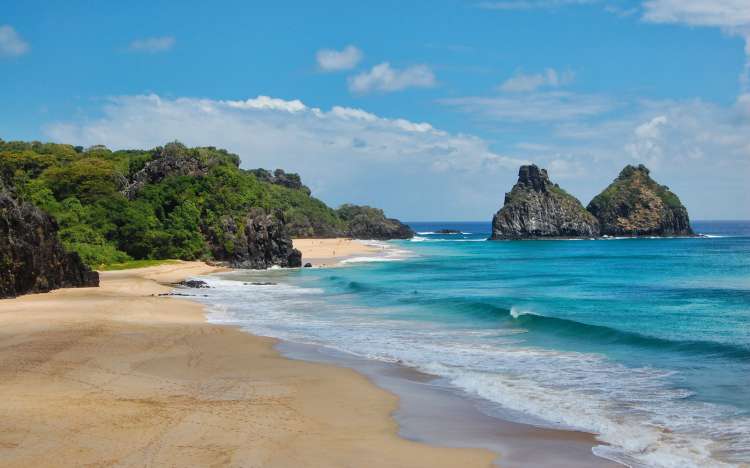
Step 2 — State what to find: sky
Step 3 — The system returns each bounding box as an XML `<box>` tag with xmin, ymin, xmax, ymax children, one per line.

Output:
<box><xmin>1</xmin><ymin>0</ymin><xmax>749</xmax><ymax>220</ymax></box>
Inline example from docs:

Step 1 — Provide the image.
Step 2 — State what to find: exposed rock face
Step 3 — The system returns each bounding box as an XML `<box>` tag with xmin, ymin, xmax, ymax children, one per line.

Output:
<box><xmin>247</xmin><ymin>168</ymin><xmax>311</xmax><ymax>195</ymax></box>
<box><xmin>124</xmin><ymin>142</ymin><xmax>234</xmax><ymax>199</ymax></box>
<box><xmin>286</xmin><ymin>216</ymin><xmax>347</xmax><ymax>238</ymax></box>
<box><xmin>208</xmin><ymin>208</ymin><xmax>302</xmax><ymax>269</ymax></box>
<box><xmin>491</xmin><ymin>165</ymin><xmax>600</xmax><ymax>239</ymax></box>
<box><xmin>1</xmin><ymin>185</ymin><xmax>99</xmax><ymax>298</ymax></box>
<box><xmin>336</xmin><ymin>204</ymin><xmax>415</xmax><ymax>240</ymax></box>
<box><xmin>587</xmin><ymin>164</ymin><xmax>693</xmax><ymax>237</ymax></box>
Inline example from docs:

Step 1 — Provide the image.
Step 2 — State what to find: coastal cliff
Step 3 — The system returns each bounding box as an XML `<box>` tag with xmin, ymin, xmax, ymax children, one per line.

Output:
<box><xmin>123</xmin><ymin>142</ymin><xmax>239</xmax><ymax>199</ymax></box>
<box><xmin>0</xmin><ymin>184</ymin><xmax>99</xmax><ymax>298</ymax></box>
<box><xmin>0</xmin><ymin>139</ymin><xmax>410</xmax><ymax>277</ymax></box>
<box><xmin>337</xmin><ymin>204</ymin><xmax>415</xmax><ymax>240</ymax></box>
<box><xmin>587</xmin><ymin>165</ymin><xmax>693</xmax><ymax>237</ymax></box>
<box><xmin>208</xmin><ymin>208</ymin><xmax>302</xmax><ymax>269</ymax></box>
<box><xmin>491</xmin><ymin>165</ymin><xmax>600</xmax><ymax>239</ymax></box>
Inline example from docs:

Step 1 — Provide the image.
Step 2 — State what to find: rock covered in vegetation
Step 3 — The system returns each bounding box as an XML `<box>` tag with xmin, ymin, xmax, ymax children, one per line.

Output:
<box><xmin>123</xmin><ymin>142</ymin><xmax>239</xmax><ymax>199</ymax></box>
<box><xmin>247</xmin><ymin>168</ymin><xmax>311</xmax><ymax>195</ymax></box>
<box><xmin>587</xmin><ymin>165</ymin><xmax>693</xmax><ymax>237</ymax></box>
<box><xmin>208</xmin><ymin>208</ymin><xmax>302</xmax><ymax>269</ymax></box>
<box><xmin>0</xmin><ymin>184</ymin><xmax>99</xmax><ymax>298</ymax></box>
<box><xmin>491</xmin><ymin>165</ymin><xmax>600</xmax><ymax>239</ymax></box>
<box><xmin>336</xmin><ymin>204</ymin><xmax>415</xmax><ymax>240</ymax></box>
<box><xmin>0</xmin><ymin>139</ymin><xmax>413</xmax><ymax>268</ymax></box>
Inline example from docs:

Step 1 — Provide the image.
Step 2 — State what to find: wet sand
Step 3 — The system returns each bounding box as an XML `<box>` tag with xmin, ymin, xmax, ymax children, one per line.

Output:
<box><xmin>0</xmin><ymin>262</ymin><xmax>495</xmax><ymax>467</ymax></box>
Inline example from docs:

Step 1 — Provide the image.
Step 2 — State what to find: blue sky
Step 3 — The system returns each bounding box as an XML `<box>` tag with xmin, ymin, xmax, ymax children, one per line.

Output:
<box><xmin>2</xmin><ymin>0</ymin><xmax>749</xmax><ymax>220</ymax></box>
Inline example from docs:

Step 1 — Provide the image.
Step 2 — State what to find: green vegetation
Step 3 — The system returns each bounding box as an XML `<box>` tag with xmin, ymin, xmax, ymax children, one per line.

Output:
<box><xmin>589</xmin><ymin>164</ymin><xmax>685</xmax><ymax>212</ymax></box>
<box><xmin>0</xmin><ymin>139</ymin><xmax>349</xmax><ymax>267</ymax></box>
<box><xmin>97</xmin><ymin>259</ymin><xmax>180</xmax><ymax>271</ymax></box>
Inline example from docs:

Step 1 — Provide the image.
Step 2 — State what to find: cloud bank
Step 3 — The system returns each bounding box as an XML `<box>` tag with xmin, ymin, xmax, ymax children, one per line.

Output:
<box><xmin>45</xmin><ymin>95</ymin><xmax>525</xmax><ymax>220</ymax></box>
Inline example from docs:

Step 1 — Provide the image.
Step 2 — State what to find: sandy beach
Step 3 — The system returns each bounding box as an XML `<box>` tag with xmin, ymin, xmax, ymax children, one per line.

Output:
<box><xmin>0</xmin><ymin>260</ymin><xmax>496</xmax><ymax>467</ymax></box>
<box><xmin>293</xmin><ymin>238</ymin><xmax>383</xmax><ymax>266</ymax></box>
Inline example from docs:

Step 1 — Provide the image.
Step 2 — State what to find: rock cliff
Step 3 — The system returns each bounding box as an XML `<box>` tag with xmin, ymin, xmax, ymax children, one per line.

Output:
<box><xmin>336</xmin><ymin>204</ymin><xmax>415</xmax><ymax>240</ymax></box>
<box><xmin>247</xmin><ymin>168</ymin><xmax>311</xmax><ymax>195</ymax></box>
<box><xmin>587</xmin><ymin>164</ymin><xmax>693</xmax><ymax>237</ymax></box>
<box><xmin>124</xmin><ymin>142</ymin><xmax>237</xmax><ymax>199</ymax></box>
<box><xmin>208</xmin><ymin>208</ymin><xmax>302</xmax><ymax>269</ymax></box>
<box><xmin>491</xmin><ymin>165</ymin><xmax>600</xmax><ymax>239</ymax></box>
<box><xmin>1</xmin><ymin>184</ymin><xmax>99</xmax><ymax>298</ymax></box>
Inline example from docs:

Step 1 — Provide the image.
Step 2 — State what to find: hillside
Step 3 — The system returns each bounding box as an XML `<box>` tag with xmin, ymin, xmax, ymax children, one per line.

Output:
<box><xmin>0</xmin><ymin>140</ymin><xmax>411</xmax><ymax>268</ymax></box>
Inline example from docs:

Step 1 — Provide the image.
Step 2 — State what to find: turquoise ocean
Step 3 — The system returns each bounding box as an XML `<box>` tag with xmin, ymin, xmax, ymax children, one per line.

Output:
<box><xmin>187</xmin><ymin>221</ymin><xmax>750</xmax><ymax>467</ymax></box>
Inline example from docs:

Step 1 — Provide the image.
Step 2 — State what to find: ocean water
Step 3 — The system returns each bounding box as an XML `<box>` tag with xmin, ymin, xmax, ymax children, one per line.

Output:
<box><xmin>187</xmin><ymin>221</ymin><xmax>750</xmax><ymax>468</ymax></box>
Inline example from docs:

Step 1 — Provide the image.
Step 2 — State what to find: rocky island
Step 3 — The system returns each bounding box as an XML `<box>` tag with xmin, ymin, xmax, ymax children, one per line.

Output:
<box><xmin>490</xmin><ymin>163</ymin><xmax>693</xmax><ymax>240</ymax></box>
<box><xmin>491</xmin><ymin>165</ymin><xmax>600</xmax><ymax>239</ymax></box>
<box><xmin>587</xmin><ymin>164</ymin><xmax>693</xmax><ymax>237</ymax></box>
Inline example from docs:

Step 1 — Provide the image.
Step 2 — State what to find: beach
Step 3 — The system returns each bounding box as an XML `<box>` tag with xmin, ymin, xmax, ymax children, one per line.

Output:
<box><xmin>0</xmin><ymin>260</ymin><xmax>496</xmax><ymax>467</ymax></box>
<box><xmin>293</xmin><ymin>238</ymin><xmax>382</xmax><ymax>266</ymax></box>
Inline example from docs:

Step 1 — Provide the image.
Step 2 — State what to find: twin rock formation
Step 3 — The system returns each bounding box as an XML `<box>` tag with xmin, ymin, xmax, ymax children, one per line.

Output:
<box><xmin>491</xmin><ymin>164</ymin><xmax>693</xmax><ymax>239</ymax></box>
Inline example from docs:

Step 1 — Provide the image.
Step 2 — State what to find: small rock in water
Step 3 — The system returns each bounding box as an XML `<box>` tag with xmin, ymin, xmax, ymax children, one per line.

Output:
<box><xmin>304</xmin><ymin>262</ymin><xmax>313</xmax><ymax>268</ymax></box>
<box><xmin>176</xmin><ymin>280</ymin><xmax>210</xmax><ymax>289</ymax></box>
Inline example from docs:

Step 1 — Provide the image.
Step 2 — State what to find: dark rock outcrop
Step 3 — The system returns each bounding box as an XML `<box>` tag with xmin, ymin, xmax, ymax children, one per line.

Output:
<box><xmin>587</xmin><ymin>165</ymin><xmax>693</xmax><ymax>237</ymax></box>
<box><xmin>491</xmin><ymin>165</ymin><xmax>600</xmax><ymax>239</ymax></box>
<box><xmin>436</xmin><ymin>229</ymin><xmax>462</xmax><ymax>234</ymax></box>
<box><xmin>208</xmin><ymin>208</ymin><xmax>302</xmax><ymax>269</ymax></box>
<box><xmin>247</xmin><ymin>168</ymin><xmax>311</xmax><ymax>195</ymax></box>
<box><xmin>124</xmin><ymin>142</ymin><xmax>236</xmax><ymax>199</ymax></box>
<box><xmin>336</xmin><ymin>204</ymin><xmax>415</xmax><ymax>240</ymax></box>
<box><xmin>176</xmin><ymin>280</ymin><xmax>210</xmax><ymax>289</ymax></box>
<box><xmin>1</xmin><ymin>185</ymin><xmax>99</xmax><ymax>298</ymax></box>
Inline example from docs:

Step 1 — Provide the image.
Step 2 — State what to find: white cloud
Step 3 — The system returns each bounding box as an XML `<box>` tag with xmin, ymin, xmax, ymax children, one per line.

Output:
<box><xmin>499</xmin><ymin>68</ymin><xmax>575</xmax><ymax>92</ymax></box>
<box><xmin>226</xmin><ymin>95</ymin><xmax>307</xmax><ymax>112</ymax></box>
<box><xmin>348</xmin><ymin>62</ymin><xmax>436</xmax><ymax>94</ymax></box>
<box><xmin>477</xmin><ymin>0</ymin><xmax>597</xmax><ymax>10</ymax></box>
<box><xmin>642</xmin><ymin>0</ymin><xmax>750</xmax><ymax>28</ymax></box>
<box><xmin>44</xmin><ymin>94</ymin><xmax>525</xmax><ymax>220</ymax></box>
<box><xmin>316</xmin><ymin>45</ymin><xmax>362</xmax><ymax>71</ymax></box>
<box><xmin>634</xmin><ymin>114</ymin><xmax>667</xmax><ymax>139</ymax></box>
<box><xmin>128</xmin><ymin>36</ymin><xmax>175</xmax><ymax>53</ymax></box>
<box><xmin>626</xmin><ymin>115</ymin><xmax>669</xmax><ymax>167</ymax></box>
<box><xmin>642</xmin><ymin>0</ymin><xmax>750</xmax><ymax>88</ymax></box>
<box><xmin>440</xmin><ymin>91</ymin><xmax>615</xmax><ymax>122</ymax></box>
<box><xmin>0</xmin><ymin>25</ymin><xmax>29</xmax><ymax>57</ymax></box>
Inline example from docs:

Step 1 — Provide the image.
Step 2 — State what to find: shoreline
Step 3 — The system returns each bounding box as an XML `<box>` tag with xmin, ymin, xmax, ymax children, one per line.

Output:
<box><xmin>0</xmin><ymin>261</ymin><xmax>496</xmax><ymax>467</ymax></box>
<box><xmin>293</xmin><ymin>237</ymin><xmax>398</xmax><ymax>266</ymax></box>
<box><xmin>276</xmin><ymin>340</ymin><xmax>621</xmax><ymax>468</ymax></box>
<box><xmin>201</xmin><ymin>239</ymin><xmax>622</xmax><ymax>467</ymax></box>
